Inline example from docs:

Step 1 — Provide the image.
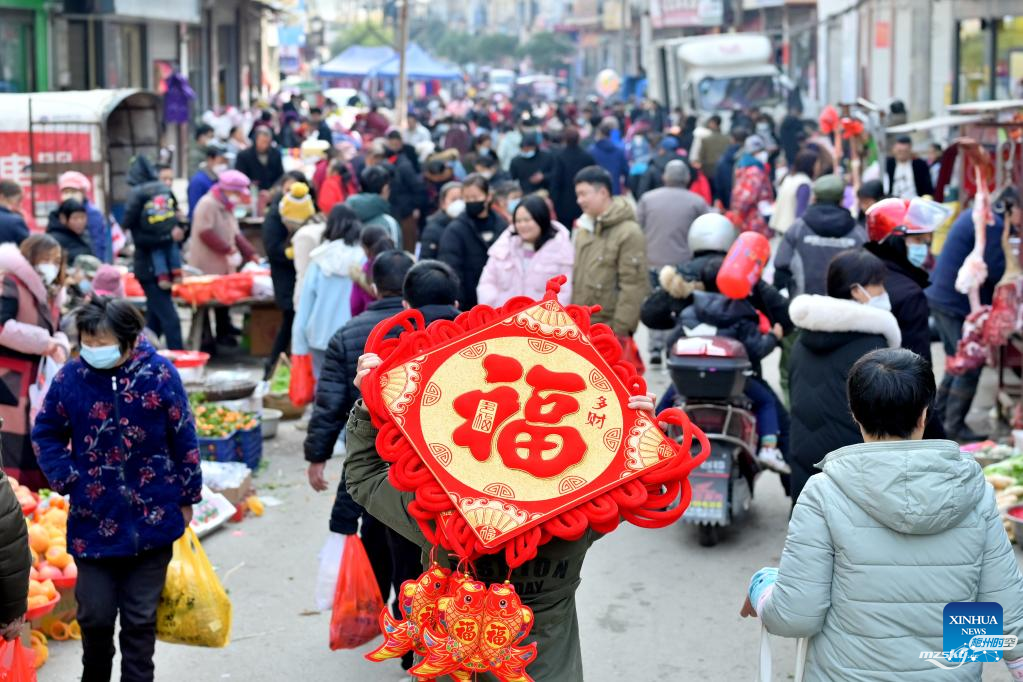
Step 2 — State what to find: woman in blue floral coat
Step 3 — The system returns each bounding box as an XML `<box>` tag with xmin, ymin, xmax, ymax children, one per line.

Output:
<box><xmin>33</xmin><ymin>297</ymin><xmax>202</xmax><ymax>682</ymax></box>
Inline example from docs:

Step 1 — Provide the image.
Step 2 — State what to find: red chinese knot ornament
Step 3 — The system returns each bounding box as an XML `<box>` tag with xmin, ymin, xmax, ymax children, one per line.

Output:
<box><xmin>361</xmin><ymin>276</ymin><xmax>710</xmax><ymax>570</ymax></box>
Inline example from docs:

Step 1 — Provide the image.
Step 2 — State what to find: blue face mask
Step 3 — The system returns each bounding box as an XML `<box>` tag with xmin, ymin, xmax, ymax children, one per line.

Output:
<box><xmin>508</xmin><ymin>198</ymin><xmax>521</xmax><ymax>214</ymax></box>
<box><xmin>80</xmin><ymin>343</ymin><xmax>123</xmax><ymax>369</ymax></box>
<box><xmin>907</xmin><ymin>243</ymin><xmax>929</xmax><ymax>268</ymax></box>
<box><xmin>520</xmin><ymin>149</ymin><xmax>536</xmax><ymax>159</ymax></box>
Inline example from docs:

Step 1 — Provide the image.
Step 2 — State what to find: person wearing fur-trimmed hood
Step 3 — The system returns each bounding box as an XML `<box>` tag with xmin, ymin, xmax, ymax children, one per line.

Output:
<box><xmin>787</xmin><ymin>249</ymin><xmax>902</xmax><ymax>503</ymax></box>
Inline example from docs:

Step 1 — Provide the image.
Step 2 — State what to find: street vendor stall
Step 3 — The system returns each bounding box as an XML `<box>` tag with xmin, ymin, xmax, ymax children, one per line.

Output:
<box><xmin>172</xmin><ymin>270</ymin><xmax>280</xmax><ymax>353</ymax></box>
<box><xmin>0</xmin><ymin>89</ymin><xmax>162</xmax><ymax>228</ymax></box>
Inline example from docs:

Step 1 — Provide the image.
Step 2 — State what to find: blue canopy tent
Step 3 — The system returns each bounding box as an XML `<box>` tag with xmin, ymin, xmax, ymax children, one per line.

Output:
<box><xmin>317</xmin><ymin>45</ymin><xmax>396</xmax><ymax>78</ymax></box>
<box><xmin>369</xmin><ymin>43</ymin><xmax>462</xmax><ymax>81</ymax></box>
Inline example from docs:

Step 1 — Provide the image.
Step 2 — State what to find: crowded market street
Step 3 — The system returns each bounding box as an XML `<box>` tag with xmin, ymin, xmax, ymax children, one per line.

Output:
<box><xmin>3</xmin><ymin>0</ymin><xmax>1023</xmax><ymax>680</ymax></box>
<box><xmin>39</xmin><ymin>336</ymin><xmax>1016</xmax><ymax>681</ymax></box>
<box><xmin>43</xmin><ymin>342</ymin><xmax>805</xmax><ymax>681</ymax></box>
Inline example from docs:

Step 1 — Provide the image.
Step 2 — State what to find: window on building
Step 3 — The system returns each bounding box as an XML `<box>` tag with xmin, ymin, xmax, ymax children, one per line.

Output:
<box><xmin>995</xmin><ymin>16</ymin><xmax>1023</xmax><ymax>99</ymax></box>
<box><xmin>0</xmin><ymin>11</ymin><xmax>36</xmax><ymax>92</ymax></box>
<box><xmin>106</xmin><ymin>23</ymin><xmax>145</xmax><ymax>89</ymax></box>
<box><xmin>67</xmin><ymin>20</ymin><xmax>94</xmax><ymax>90</ymax></box>
<box><xmin>958</xmin><ymin>19</ymin><xmax>988</xmax><ymax>102</ymax></box>
<box><xmin>188</xmin><ymin>25</ymin><xmax>205</xmax><ymax>111</ymax></box>
<box><xmin>217</xmin><ymin>25</ymin><xmax>239</xmax><ymax>107</ymax></box>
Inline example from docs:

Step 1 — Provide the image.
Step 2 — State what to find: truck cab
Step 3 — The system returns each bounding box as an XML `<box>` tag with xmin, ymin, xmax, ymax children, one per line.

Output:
<box><xmin>487</xmin><ymin>69</ymin><xmax>516</xmax><ymax>98</ymax></box>
<box><xmin>657</xmin><ymin>33</ymin><xmax>786</xmax><ymax>122</ymax></box>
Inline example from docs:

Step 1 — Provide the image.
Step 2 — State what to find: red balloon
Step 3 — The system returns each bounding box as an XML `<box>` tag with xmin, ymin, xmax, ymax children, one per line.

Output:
<box><xmin>716</xmin><ymin>231</ymin><xmax>771</xmax><ymax>300</ymax></box>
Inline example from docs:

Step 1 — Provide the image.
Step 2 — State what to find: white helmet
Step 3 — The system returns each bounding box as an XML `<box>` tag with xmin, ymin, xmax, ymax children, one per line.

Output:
<box><xmin>688</xmin><ymin>213</ymin><xmax>738</xmax><ymax>254</ymax></box>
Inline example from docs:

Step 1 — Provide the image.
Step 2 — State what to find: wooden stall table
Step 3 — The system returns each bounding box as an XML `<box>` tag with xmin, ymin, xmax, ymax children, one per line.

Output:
<box><xmin>176</xmin><ymin>297</ymin><xmax>281</xmax><ymax>354</ymax></box>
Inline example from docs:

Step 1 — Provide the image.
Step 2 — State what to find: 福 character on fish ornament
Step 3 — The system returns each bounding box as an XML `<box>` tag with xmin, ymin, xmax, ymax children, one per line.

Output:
<box><xmin>366</xmin><ymin>564</ymin><xmax>451</xmax><ymax>663</ymax></box>
<box><xmin>412</xmin><ymin>580</ymin><xmax>537</xmax><ymax>682</ymax></box>
<box><xmin>479</xmin><ymin>582</ymin><xmax>537</xmax><ymax>682</ymax></box>
<box><xmin>410</xmin><ymin>578</ymin><xmax>488</xmax><ymax>681</ymax></box>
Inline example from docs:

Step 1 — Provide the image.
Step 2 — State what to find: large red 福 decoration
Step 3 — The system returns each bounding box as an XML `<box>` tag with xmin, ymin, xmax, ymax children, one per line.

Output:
<box><xmin>361</xmin><ymin>276</ymin><xmax>710</xmax><ymax>567</ymax></box>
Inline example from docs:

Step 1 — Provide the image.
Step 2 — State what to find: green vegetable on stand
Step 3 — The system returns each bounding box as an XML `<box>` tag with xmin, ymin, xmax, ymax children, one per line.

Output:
<box><xmin>269</xmin><ymin>363</ymin><xmax>290</xmax><ymax>394</ymax></box>
<box><xmin>984</xmin><ymin>455</ymin><xmax>1023</xmax><ymax>482</ymax></box>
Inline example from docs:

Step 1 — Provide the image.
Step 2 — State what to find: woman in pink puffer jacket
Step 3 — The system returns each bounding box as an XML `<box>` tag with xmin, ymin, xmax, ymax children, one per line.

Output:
<box><xmin>476</xmin><ymin>194</ymin><xmax>574</xmax><ymax>307</ymax></box>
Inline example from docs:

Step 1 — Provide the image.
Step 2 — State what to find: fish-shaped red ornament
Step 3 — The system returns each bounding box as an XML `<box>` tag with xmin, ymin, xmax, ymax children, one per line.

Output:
<box><xmin>366</xmin><ymin>564</ymin><xmax>452</xmax><ymax>663</ymax></box>
<box><xmin>412</xmin><ymin>580</ymin><xmax>536</xmax><ymax>682</ymax></box>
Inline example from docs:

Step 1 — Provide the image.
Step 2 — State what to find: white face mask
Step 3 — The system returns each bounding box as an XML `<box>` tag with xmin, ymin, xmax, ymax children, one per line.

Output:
<box><xmin>36</xmin><ymin>263</ymin><xmax>58</xmax><ymax>286</ymax></box>
<box><xmin>855</xmin><ymin>284</ymin><xmax>891</xmax><ymax>312</ymax></box>
<box><xmin>212</xmin><ymin>163</ymin><xmax>229</xmax><ymax>175</ymax></box>
<box><xmin>445</xmin><ymin>199</ymin><xmax>466</xmax><ymax>219</ymax></box>
<box><xmin>755</xmin><ymin>151</ymin><xmax>769</xmax><ymax>164</ymax></box>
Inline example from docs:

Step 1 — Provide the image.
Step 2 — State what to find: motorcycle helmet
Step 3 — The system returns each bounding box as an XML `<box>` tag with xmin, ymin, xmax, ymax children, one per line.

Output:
<box><xmin>866</xmin><ymin>197</ymin><xmax>948</xmax><ymax>243</ymax></box>
<box><xmin>993</xmin><ymin>185</ymin><xmax>1021</xmax><ymax>216</ymax></box>
<box><xmin>688</xmin><ymin>213</ymin><xmax>738</xmax><ymax>254</ymax></box>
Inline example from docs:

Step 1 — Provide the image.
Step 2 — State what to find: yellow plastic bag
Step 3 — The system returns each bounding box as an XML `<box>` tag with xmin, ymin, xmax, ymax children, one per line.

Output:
<box><xmin>156</xmin><ymin>527</ymin><xmax>232</xmax><ymax>647</ymax></box>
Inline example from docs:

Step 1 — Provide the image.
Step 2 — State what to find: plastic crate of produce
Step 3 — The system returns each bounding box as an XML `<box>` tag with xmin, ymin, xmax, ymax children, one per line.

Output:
<box><xmin>198</xmin><ymin>433</ymin><xmax>241</xmax><ymax>463</ymax></box>
<box><xmin>234</xmin><ymin>425</ymin><xmax>262</xmax><ymax>470</ymax></box>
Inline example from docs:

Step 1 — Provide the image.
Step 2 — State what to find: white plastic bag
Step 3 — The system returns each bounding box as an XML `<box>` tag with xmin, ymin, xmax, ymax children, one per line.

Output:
<box><xmin>756</xmin><ymin>624</ymin><xmax>808</xmax><ymax>682</ymax></box>
<box><xmin>29</xmin><ymin>356</ymin><xmax>60</xmax><ymax>425</ymax></box>
<box><xmin>315</xmin><ymin>532</ymin><xmax>346</xmax><ymax>611</ymax></box>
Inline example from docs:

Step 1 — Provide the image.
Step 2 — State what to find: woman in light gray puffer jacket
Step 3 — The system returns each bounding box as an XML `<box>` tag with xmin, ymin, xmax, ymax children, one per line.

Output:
<box><xmin>747</xmin><ymin>349</ymin><xmax>1023</xmax><ymax>681</ymax></box>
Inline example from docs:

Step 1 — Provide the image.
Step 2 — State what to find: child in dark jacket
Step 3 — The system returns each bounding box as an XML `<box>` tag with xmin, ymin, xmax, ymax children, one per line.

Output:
<box><xmin>33</xmin><ymin>298</ymin><xmax>202</xmax><ymax>682</ymax></box>
<box><xmin>671</xmin><ymin>256</ymin><xmax>790</xmax><ymax>473</ymax></box>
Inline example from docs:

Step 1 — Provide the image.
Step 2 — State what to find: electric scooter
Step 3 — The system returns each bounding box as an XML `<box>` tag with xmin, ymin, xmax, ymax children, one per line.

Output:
<box><xmin>666</xmin><ymin>336</ymin><xmax>762</xmax><ymax>547</ymax></box>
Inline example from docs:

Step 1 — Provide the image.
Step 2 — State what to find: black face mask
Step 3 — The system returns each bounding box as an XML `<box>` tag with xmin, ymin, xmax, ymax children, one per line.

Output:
<box><xmin>465</xmin><ymin>200</ymin><xmax>487</xmax><ymax>218</ymax></box>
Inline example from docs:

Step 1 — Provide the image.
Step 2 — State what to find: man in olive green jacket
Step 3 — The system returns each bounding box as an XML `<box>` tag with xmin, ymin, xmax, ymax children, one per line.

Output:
<box><xmin>571</xmin><ymin>166</ymin><xmax>650</xmax><ymax>337</ymax></box>
<box><xmin>344</xmin><ymin>400</ymin><xmax>597</xmax><ymax>681</ymax></box>
<box><xmin>344</xmin><ymin>353</ymin><xmax>659</xmax><ymax>681</ymax></box>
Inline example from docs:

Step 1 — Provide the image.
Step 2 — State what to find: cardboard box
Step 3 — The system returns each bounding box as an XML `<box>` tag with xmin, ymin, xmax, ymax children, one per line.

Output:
<box><xmin>246</xmin><ymin>302</ymin><xmax>281</xmax><ymax>357</ymax></box>
<box><xmin>210</xmin><ymin>472</ymin><xmax>253</xmax><ymax>509</ymax></box>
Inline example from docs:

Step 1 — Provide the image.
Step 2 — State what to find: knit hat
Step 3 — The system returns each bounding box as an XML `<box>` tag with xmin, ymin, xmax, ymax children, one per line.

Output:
<box><xmin>812</xmin><ymin>174</ymin><xmax>845</xmax><ymax>204</ymax></box>
<box><xmin>279</xmin><ymin>182</ymin><xmax>315</xmax><ymax>224</ymax></box>
<box><xmin>217</xmin><ymin>169</ymin><xmax>251</xmax><ymax>197</ymax></box>
<box><xmin>92</xmin><ymin>265</ymin><xmax>125</xmax><ymax>298</ymax></box>
<box><xmin>58</xmin><ymin>171</ymin><xmax>91</xmax><ymax>193</ymax></box>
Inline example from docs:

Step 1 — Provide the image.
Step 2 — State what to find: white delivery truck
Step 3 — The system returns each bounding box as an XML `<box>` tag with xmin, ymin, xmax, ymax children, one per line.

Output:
<box><xmin>653</xmin><ymin>33</ymin><xmax>787</xmax><ymax>122</ymax></box>
<box><xmin>487</xmin><ymin>69</ymin><xmax>516</xmax><ymax>98</ymax></box>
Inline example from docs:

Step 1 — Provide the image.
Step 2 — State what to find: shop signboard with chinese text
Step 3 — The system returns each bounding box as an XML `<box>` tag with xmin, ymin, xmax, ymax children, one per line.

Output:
<box><xmin>650</xmin><ymin>0</ymin><xmax>724</xmax><ymax>29</ymax></box>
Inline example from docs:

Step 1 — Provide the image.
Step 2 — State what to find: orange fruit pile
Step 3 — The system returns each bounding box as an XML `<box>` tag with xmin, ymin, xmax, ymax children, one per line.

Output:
<box><xmin>27</xmin><ymin>497</ymin><xmax>76</xmax><ymax>603</ymax></box>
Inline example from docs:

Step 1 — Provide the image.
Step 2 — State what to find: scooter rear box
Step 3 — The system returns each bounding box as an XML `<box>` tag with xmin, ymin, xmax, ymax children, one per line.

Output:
<box><xmin>667</xmin><ymin>337</ymin><xmax>751</xmax><ymax>400</ymax></box>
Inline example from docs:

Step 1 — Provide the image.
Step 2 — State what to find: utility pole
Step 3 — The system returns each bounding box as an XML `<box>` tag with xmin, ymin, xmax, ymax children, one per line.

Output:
<box><xmin>396</xmin><ymin>0</ymin><xmax>410</xmax><ymax>129</ymax></box>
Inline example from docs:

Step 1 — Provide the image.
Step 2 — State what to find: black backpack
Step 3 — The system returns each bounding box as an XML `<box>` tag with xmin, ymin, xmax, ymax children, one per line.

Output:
<box><xmin>141</xmin><ymin>188</ymin><xmax>177</xmax><ymax>236</ymax></box>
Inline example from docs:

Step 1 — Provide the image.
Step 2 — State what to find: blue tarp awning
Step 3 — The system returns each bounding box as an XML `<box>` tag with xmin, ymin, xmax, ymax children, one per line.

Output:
<box><xmin>317</xmin><ymin>45</ymin><xmax>396</xmax><ymax>78</ymax></box>
<box><xmin>369</xmin><ymin>43</ymin><xmax>462</xmax><ymax>81</ymax></box>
